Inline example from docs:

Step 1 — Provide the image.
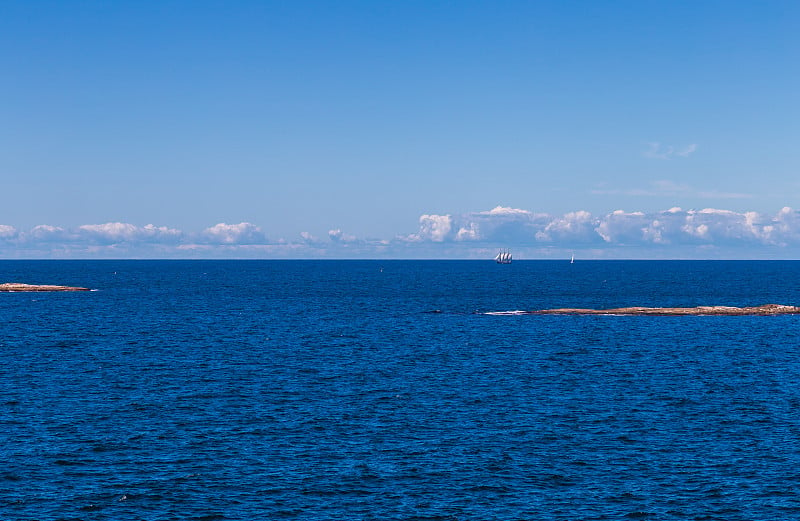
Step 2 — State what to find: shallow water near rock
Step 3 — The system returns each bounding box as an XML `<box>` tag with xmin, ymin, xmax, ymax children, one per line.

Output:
<box><xmin>2</xmin><ymin>259</ymin><xmax>800</xmax><ymax>520</ymax></box>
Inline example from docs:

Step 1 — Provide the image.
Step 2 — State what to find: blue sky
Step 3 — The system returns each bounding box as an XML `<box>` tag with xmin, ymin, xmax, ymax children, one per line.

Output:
<box><xmin>1</xmin><ymin>1</ymin><xmax>798</xmax><ymax>258</ymax></box>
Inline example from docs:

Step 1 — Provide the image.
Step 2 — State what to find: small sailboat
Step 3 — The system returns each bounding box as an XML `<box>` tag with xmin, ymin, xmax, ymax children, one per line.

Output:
<box><xmin>570</xmin><ymin>253</ymin><xmax>574</xmax><ymax>264</ymax></box>
<box><xmin>495</xmin><ymin>249</ymin><xmax>512</xmax><ymax>264</ymax></box>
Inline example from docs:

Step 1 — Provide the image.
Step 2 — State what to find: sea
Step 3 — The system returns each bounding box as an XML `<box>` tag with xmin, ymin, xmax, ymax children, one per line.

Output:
<box><xmin>2</xmin><ymin>260</ymin><xmax>800</xmax><ymax>520</ymax></box>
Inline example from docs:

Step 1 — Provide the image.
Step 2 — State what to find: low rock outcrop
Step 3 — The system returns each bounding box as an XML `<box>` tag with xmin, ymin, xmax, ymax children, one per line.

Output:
<box><xmin>531</xmin><ymin>304</ymin><xmax>800</xmax><ymax>316</ymax></box>
<box><xmin>0</xmin><ymin>283</ymin><xmax>90</xmax><ymax>292</ymax></box>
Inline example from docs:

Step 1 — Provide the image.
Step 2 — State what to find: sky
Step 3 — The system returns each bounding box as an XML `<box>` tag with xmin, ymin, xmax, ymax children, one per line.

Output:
<box><xmin>1</xmin><ymin>0</ymin><xmax>798</xmax><ymax>259</ymax></box>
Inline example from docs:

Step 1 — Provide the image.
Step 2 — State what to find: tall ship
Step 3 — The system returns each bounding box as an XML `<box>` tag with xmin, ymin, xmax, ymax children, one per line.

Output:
<box><xmin>494</xmin><ymin>249</ymin><xmax>512</xmax><ymax>264</ymax></box>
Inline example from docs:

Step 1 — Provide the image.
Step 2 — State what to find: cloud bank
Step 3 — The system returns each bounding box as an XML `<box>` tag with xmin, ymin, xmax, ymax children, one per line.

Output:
<box><xmin>403</xmin><ymin>206</ymin><xmax>800</xmax><ymax>249</ymax></box>
<box><xmin>3</xmin><ymin>208</ymin><xmax>800</xmax><ymax>259</ymax></box>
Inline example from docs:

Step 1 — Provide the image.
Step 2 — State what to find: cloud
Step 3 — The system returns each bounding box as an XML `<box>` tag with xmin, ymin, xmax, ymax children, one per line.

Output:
<box><xmin>141</xmin><ymin>224</ymin><xmax>183</xmax><ymax>242</ymax></box>
<box><xmin>595</xmin><ymin>210</ymin><xmax>648</xmax><ymax>243</ymax></box>
<box><xmin>456</xmin><ymin>222</ymin><xmax>480</xmax><ymax>241</ymax></box>
<box><xmin>299</xmin><ymin>231</ymin><xmax>322</xmax><ymax>245</ymax></box>
<box><xmin>28</xmin><ymin>225</ymin><xmax>69</xmax><ymax>241</ymax></box>
<box><xmin>328</xmin><ymin>229</ymin><xmax>358</xmax><ymax>243</ymax></box>
<box><xmin>480</xmin><ymin>206</ymin><xmax>533</xmax><ymax>216</ymax></box>
<box><xmin>677</xmin><ymin>208</ymin><xmax>776</xmax><ymax>244</ymax></box>
<box><xmin>771</xmin><ymin>207</ymin><xmax>800</xmax><ymax>245</ymax></box>
<box><xmin>73</xmin><ymin>222</ymin><xmax>183</xmax><ymax>244</ymax></box>
<box><xmin>201</xmin><ymin>222</ymin><xmax>266</xmax><ymax>244</ymax></box>
<box><xmin>4</xmin><ymin>207</ymin><xmax>800</xmax><ymax>259</ymax></box>
<box><xmin>418</xmin><ymin>214</ymin><xmax>453</xmax><ymax>242</ymax></box>
<box><xmin>536</xmin><ymin>211</ymin><xmax>596</xmax><ymax>243</ymax></box>
<box><xmin>79</xmin><ymin>222</ymin><xmax>140</xmax><ymax>242</ymax></box>
<box><xmin>402</xmin><ymin>206</ymin><xmax>800</xmax><ymax>252</ymax></box>
<box><xmin>405</xmin><ymin>206</ymin><xmax>557</xmax><ymax>244</ymax></box>
<box><xmin>596</xmin><ymin>207</ymin><xmax>800</xmax><ymax>247</ymax></box>
<box><xmin>405</xmin><ymin>207</ymin><xmax>591</xmax><ymax>245</ymax></box>
<box><xmin>0</xmin><ymin>225</ymin><xmax>18</xmax><ymax>240</ymax></box>
<box><xmin>643</xmin><ymin>142</ymin><xmax>698</xmax><ymax>160</ymax></box>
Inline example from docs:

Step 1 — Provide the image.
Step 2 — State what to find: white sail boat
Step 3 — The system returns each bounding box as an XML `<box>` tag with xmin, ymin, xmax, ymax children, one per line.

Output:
<box><xmin>495</xmin><ymin>249</ymin><xmax>512</xmax><ymax>264</ymax></box>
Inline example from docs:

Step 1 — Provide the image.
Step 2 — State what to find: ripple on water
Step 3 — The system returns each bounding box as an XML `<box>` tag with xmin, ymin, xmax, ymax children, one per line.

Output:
<box><xmin>3</xmin><ymin>260</ymin><xmax>800</xmax><ymax>520</ymax></box>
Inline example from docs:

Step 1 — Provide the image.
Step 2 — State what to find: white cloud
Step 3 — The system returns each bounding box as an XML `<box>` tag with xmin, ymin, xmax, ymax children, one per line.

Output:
<box><xmin>201</xmin><ymin>222</ymin><xmax>266</xmax><ymax>244</ymax></box>
<box><xmin>480</xmin><ymin>206</ymin><xmax>532</xmax><ymax>216</ymax></box>
<box><xmin>79</xmin><ymin>222</ymin><xmax>140</xmax><ymax>242</ymax></box>
<box><xmin>417</xmin><ymin>214</ymin><xmax>453</xmax><ymax>242</ymax></box>
<box><xmin>679</xmin><ymin>208</ymin><xmax>775</xmax><ymax>244</ymax></box>
<box><xmin>456</xmin><ymin>223</ymin><xmax>480</xmax><ymax>241</ymax></box>
<box><xmin>536</xmin><ymin>211</ymin><xmax>596</xmax><ymax>243</ymax></box>
<box><xmin>29</xmin><ymin>224</ymin><xmax>65</xmax><ymax>238</ymax></box>
<box><xmin>4</xmin><ymin>207</ymin><xmax>800</xmax><ymax>258</ymax></box>
<box><xmin>74</xmin><ymin>222</ymin><xmax>183</xmax><ymax>245</ymax></box>
<box><xmin>403</xmin><ymin>206</ymin><xmax>800</xmax><ymax>252</ymax></box>
<box><xmin>299</xmin><ymin>231</ymin><xmax>322</xmax><ymax>245</ymax></box>
<box><xmin>328</xmin><ymin>229</ymin><xmax>358</xmax><ymax>243</ymax></box>
<box><xmin>771</xmin><ymin>207</ymin><xmax>800</xmax><ymax>245</ymax></box>
<box><xmin>141</xmin><ymin>224</ymin><xmax>183</xmax><ymax>242</ymax></box>
<box><xmin>0</xmin><ymin>225</ymin><xmax>18</xmax><ymax>240</ymax></box>
<box><xmin>595</xmin><ymin>210</ymin><xmax>650</xmax><ymax>243</ymax></box>
<box><xmin>26</xmin><ymin>225</ymin><xmax>74</xmax><ymax>243</ymax></box>
<box><xmin>407</xmin><ymin>208</ymin><xmax>551</xmax><ymax>244</ymax></box>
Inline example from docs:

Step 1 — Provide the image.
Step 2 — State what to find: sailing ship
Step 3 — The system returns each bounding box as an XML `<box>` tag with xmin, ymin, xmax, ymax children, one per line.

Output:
<box><xmin>495</xmin><ymin>249</ymin><xmax>512</xmax><ymax>264</ymax></box>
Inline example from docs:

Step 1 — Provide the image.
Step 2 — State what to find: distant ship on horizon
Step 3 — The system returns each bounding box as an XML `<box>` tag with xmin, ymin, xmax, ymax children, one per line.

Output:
<box><xmin>495</xmin><ymin>249</ymin><xmax>512</xmax><ymax>264</ymax></box>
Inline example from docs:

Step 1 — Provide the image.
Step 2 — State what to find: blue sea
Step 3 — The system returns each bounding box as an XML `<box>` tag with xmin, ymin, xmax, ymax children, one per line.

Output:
<box><xmin>3</xmin><ymin>260</ymin><xmax>800</xmax><ymax>520</ymax></box>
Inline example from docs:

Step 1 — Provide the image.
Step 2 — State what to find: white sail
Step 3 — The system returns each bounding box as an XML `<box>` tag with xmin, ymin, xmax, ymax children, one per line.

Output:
<box><xmin>495</xmin><ymin>249</ymin><xmax>512</xmax><ymax>264</ymax></box>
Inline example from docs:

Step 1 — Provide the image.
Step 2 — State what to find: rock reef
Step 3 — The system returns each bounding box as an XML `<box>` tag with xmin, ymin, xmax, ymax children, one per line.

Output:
<box><xmin>530</xmin><ymin>304</ymin><xmax>800</xmax><ymax>316</ymax></box>
<box><xmin>0</xmin><ymin>283</ymin><xmax>90</xmax><ymax>292</ymax></box>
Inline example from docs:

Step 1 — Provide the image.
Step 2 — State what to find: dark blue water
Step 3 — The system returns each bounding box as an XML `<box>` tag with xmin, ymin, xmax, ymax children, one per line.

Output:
<box><xmin>2</xmin><ymin>260</ymin><xmax>800</xmax><ymax>520</ymax></box>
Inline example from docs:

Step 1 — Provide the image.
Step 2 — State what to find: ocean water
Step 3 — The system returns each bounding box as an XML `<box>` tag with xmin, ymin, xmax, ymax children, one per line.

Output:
<box><xmin>2</xmin><ymin>260</ymin><xmax>800</xmax><ymax>520</ymax></box>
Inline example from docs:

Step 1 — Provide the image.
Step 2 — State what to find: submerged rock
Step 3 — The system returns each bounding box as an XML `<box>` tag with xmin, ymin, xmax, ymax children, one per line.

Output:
<box><xmin>530</xmin><ymin>304</ymin><xmax>800</xmax><ymax>316</ymax></box>
<box><xmin>0</xmin><ymin>283</ymin><xmax>90</xmax><ymax>292</ymax></box>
